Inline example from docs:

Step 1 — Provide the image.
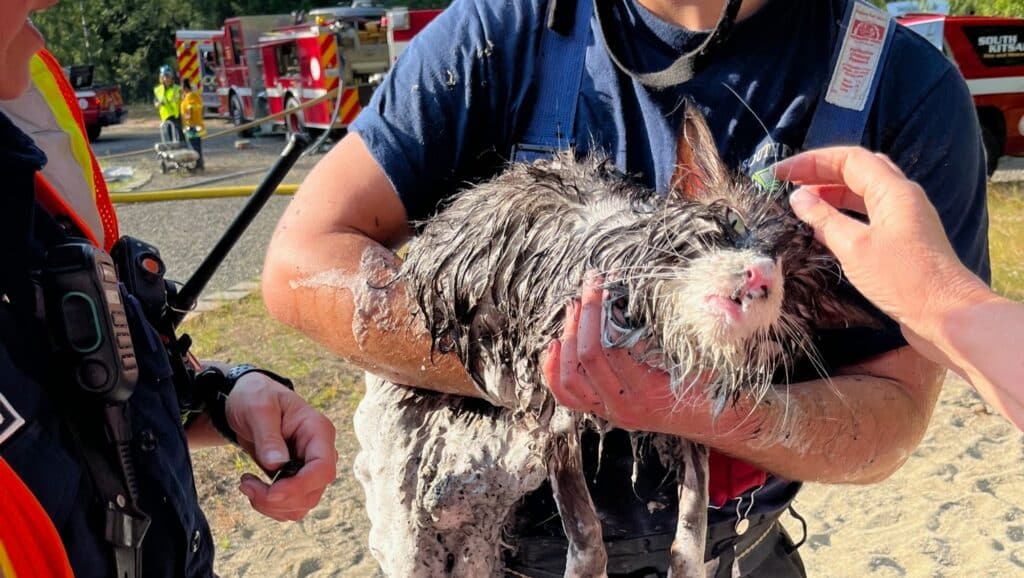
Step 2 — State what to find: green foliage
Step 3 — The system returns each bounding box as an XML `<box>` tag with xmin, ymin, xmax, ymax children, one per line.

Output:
<box><xmin>35</xmin><ymin>0</ymin><xmax>453</xmax><ymax>103</ymax></box>
<box><xmin>879</xmin><ymin>0</ymin><xmax>1024</xmax><ymax>16</ymax></box>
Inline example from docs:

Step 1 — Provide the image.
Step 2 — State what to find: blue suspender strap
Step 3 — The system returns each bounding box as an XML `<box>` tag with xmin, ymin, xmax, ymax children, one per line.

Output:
<box><xmin>512</xmin><ymin>0</ymin><xmax>594</xmax><ymax>163</ymax></box>
<box><xmin>803</xmin><ymin>0</ymin><xmax>896</xmax><ymax>149</ymax></box>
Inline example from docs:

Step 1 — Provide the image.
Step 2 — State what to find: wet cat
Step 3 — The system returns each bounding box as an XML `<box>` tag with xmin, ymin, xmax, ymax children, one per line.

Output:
<box><xmin>354</xmin><ymin>104</ymin><xmax>881</xmax><ymax>577</ymax></box>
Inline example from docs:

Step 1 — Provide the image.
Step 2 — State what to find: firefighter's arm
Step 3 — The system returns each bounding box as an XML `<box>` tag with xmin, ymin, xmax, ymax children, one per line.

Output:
<box><xmin>545</xmin><ymin>278</ymin><xmax>945</xmax><ymax>484</ymax></box>
<box><xmin>262</xmin><ymin>132</ymin><xmax>480</xmax><ymax>397</ymax></box>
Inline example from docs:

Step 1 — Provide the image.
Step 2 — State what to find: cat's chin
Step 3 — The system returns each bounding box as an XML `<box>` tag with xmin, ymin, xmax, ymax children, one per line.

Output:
<box><xmin>699</xmin><ymin>292</ymin><xmax>782</xmax><ymax>346</ymax></box>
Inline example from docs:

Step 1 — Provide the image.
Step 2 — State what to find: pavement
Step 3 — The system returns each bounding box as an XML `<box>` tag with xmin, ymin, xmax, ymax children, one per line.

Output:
<box><xmin>98</xmin><ymin>115</ymin><xmax>329</xmax><ymax>297</ymax></box>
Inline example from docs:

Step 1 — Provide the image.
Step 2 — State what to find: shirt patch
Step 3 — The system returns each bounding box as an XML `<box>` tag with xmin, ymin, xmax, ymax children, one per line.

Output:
<box><xmin>0</xmin><ymin>392</ymin><xmax>26</xmax><ymax>448</ymax></box>
<box><xmin>825</xmin><ymin>2</ymin><xmax>892</xmax><ymax>111</ymax></box>
<box><xmin>742</xmin><ymin>140</ymin><xmax>793</xmax><ymax>194</ymax></box>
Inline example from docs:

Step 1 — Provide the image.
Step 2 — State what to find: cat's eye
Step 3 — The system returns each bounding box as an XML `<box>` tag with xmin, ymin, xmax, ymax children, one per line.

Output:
<box><xmin>725</xmin><ymin>208</ymin><xmax>747</xmax><ymax>236</ymax></box>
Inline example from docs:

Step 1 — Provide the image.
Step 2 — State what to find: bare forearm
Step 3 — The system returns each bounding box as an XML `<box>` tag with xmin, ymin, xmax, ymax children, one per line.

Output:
<box><xmin>925</xmin><ymin>294</ymin><xmax>1024</xmax><ymax>430</ymax></box>
<box><xmin>665</xmin><ymin>353</ymin><xmax>944</xmax><ymax>483</ymax></box>
<box><xmin>263</xmin><ymin>230</ymin><xmax>479</xmax><ymax>397</ymax></box>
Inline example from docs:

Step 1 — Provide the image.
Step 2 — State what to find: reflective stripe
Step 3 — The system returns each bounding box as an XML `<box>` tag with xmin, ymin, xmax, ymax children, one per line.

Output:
<box><xmin>966</xmin><ymin>76</ymin><xmax>1024</xmax><ymax>96</ymax></box>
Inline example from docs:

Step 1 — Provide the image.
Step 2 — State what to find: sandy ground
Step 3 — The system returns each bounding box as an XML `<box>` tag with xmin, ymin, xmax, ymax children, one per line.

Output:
<box><xmin>192</xmin><ymin>370</ymin><xmax>1022</xmax><ymax>578</ymax></box>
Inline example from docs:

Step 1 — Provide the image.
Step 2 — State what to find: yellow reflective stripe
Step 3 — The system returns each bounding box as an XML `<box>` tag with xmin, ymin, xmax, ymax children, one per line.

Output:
<box><xmin>29</xmin><ymin>55</ymin><xmax>98</xmax><ymax>208</ymax></box>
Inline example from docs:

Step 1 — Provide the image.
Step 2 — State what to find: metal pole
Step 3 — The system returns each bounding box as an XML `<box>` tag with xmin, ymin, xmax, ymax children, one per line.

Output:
<box><xmin>169</xmin><ymin>133</ymin><xmax>310</xmax><ymax>328</ymax></box>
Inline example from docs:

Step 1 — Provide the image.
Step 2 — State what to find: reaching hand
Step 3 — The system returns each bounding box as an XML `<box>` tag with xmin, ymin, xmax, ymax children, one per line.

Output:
<box><xmin>542</xmin><ymin>273</ymin><xmax>688</xmax><ymax>433</ymax></box>
<box><xmin>226</xmin><ymin>374</ymin><xmax>338</xmax><ymax>521</ymax></box>
<box><xmin>773</xmin><ymin>146</ymin><xmax>990</xmax><ymax>341</ymax></box>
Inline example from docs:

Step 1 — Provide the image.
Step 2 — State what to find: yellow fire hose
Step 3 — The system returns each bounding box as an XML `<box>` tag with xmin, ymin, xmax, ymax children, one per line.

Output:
<box><xmin>109</xmin><ymin>183</ymin><xmax>299</xmax><ymax>203</ymax></box>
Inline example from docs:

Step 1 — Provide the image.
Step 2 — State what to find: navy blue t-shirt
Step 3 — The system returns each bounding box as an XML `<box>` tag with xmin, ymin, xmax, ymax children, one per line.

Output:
<box><xmin>351</xmin><ymin>0</ymin><xmax>990</xmax><ymax>542</ymax></box>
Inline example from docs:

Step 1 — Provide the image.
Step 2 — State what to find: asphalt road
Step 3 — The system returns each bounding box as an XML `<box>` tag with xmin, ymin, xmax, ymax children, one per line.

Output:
<box><xmin>99</xmin><ymin>116</ymin><xmax>325</xmax><ymax>296</ymax></box>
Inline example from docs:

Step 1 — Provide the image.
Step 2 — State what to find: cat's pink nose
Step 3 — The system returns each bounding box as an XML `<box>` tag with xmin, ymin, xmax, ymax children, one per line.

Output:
<box><xmin>743</xmin><ymin>260</ymin><xmax>775</xmax><ymax>298</ymax></box>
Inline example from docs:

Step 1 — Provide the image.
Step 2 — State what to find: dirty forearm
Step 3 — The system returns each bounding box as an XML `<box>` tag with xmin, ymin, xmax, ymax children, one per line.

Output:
<box><xmin>679</xmin><ymin>350</ymin><xmax>944</xmax><ymax>484</ymax></box>
<box><xmin>263</xmin><ymin>229</ymin><xmax>479</xmax><ymax>397</ymax></box>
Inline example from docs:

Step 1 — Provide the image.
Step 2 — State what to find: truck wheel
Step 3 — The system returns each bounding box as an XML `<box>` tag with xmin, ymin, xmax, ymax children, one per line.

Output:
<box><xmin>285</xmin><ymin>96</ymin><xmax>308</xmax><ymax>139</ymax></box>
<box><xmin>86</xmin><ymin>124</ymin><xmax>101</xmax><ymax>142</ymax></box>
<box><xmin>229</xmin><ymin>93</ymin><xmax>253</xmax><ymax>138</ymax></box>
<box><xmin>982</xmin><ymin>125</ymin><xmax>1001</xmax><ymax>177</ymax></box>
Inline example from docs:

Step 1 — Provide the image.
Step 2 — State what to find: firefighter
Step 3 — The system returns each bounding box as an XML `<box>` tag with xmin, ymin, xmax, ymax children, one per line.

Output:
<box><xmin>180</xmin><ymin>79</ymin><xmax>206</xmax><ymax>170</ymax></box>
<box><xmin>0</xmin><ymin>4</ymin><xmax>337</xmax><ymax>577</ymax></box>
<box><xmin>153</xmin><ymin>64</ymin><xmax>183</xmax><ymax>143</ymax></box>
<box><xmin>264</xmin><ymin>0</ymin><xmax>988</xmax><ymax>576</ymax></box>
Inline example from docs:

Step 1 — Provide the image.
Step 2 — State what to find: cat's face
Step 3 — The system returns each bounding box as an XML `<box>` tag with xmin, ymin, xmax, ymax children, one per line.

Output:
<box><xmin>640</xmin><ymin>105</ymin><xmax>878</xmax><ymax>401</ymax></box>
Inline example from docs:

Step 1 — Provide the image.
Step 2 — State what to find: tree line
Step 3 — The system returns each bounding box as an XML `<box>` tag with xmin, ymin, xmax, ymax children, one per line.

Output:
<box><xmin>34</xmin><ymin>0</ymin><xmax>450</xmax><ymax>102</ymax></box>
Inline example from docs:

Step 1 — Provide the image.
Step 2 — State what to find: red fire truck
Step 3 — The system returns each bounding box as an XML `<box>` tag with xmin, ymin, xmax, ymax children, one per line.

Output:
<box><xmin>259</xmin><ymin>5</ymin><xmax>387</xmax><ymax>136</ymax></box>
<box><xmin>218</xmin><ymin>13</ymin><xmax>295</xmax><ymax>130</ymax></box>
<box><xmin>901</xmin><ymin>14</ymin><xmax>1024</xmax><ymax>174</ymax></box>
<box><xmin>174</xmin><ymin>29</ymin><xmax>224</xmax><ymax>115</ymax></box>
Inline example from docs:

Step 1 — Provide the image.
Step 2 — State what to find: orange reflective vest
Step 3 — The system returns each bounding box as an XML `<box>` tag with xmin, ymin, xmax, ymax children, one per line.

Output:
<box><xmin>0</xmin><ymin>459</ymin><xmax>74</xmax><ymax>578</ymax></box>
<box><xmin>0</xmin><ymin>49</ymin><xmax>119</xmax><ymax>250</ymax></box>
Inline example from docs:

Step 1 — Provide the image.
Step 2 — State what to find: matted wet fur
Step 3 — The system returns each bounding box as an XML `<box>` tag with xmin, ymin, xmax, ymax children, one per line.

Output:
<box><xmin>353</xmin><ymin>105</ymin><xmax>881</xmax><ymax>577</ymax></box>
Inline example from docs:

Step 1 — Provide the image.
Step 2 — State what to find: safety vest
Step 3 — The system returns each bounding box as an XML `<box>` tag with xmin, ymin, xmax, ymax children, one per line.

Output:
<box><xmin>154</xmin><ymin>83</ymin><xmax>182</xmax><ymax>122</ymax></box>
<box><xmin>0</xmin><ymin>49</ymin><xmax>119</xmax><ymax>250</ymax></box>
<box><xmin>0</xmin><ymin>49</ymin><xmax>120</xmax><ymax>575</ymax></box>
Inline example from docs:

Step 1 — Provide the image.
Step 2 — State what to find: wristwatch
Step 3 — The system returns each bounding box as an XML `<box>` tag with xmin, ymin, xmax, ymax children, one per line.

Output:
<box><xmin>195</xmin><ymin>364</ymin><xmax>294</xmax><ymax>444</ymax></box>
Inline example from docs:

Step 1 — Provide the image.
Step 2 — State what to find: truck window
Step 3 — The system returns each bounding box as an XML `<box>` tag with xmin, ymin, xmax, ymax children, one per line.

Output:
<box><xmin>963</xmin><ymin>25</ymin><xmax>1024</xmax><ymax>67</ymax></box>
<box><xmin>229</xmin><ymin>23</ymin><xmax>244</xmax><ymax>65</ymax></box>
<box><xmin>275</xmin><ymin>43</ymin><xmax>301</xmax><ymax>76</ymax></box>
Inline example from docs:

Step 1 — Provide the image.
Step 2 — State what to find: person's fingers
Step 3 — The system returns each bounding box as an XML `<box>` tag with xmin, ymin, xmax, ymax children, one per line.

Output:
<box><xmin>273</xmin><ymin>403</ymin><xmax>338</xmax><ymax>497</ymax></box>
<box><xmin>543</xmin><ymin>339</ymin><xmax>589</xmax><ymax>410</ymax></box>
<box><xmin>239</xmin><ymin>474</ymin><xmax>326</xmax><ymax>521</ymax></box>
<box><xmin>556</xmin><ymin>301</ymin><xmax>603</xmax><ymax>410</ymax></box>
<box><xmin>774</xmin><ymin>147</ymin><xmax>908</xmax><ymax>215</ymax></box>
<box><xmin>799</xmin><ymin>184</ymin><xmax>868</xmax><ymax>215</ymax></box>
<box><xmin>236</xmin><ymin>393</ymin><xmax>290</xmax><ymax>471</ymax></box>
<box><xmin>574</xmin><ymin>276</ymin><xmax>631</xmax><ymax>409</ymax></box>
<box><xmin>789</xmin><ymin>187</ymin><xmax>870</xmax><ymax>259</ymax></box>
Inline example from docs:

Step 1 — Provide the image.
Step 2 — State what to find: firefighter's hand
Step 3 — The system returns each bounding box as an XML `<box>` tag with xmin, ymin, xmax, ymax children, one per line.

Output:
<box><xmin>226</xmin><ymin>374</ymin><xmax>338</xmax><ymax>522</ymax></box>
<box><xmin>542</xmin><ymin>273</ymin><xmax>707</xmax><ymax>434</ymax></box>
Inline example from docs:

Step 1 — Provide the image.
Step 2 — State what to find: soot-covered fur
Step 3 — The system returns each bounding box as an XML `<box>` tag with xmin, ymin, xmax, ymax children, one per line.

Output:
<box><xmin>360</xmin><ymin>106</ymin><xmax>883</xmax><ymax>577</ymax></box>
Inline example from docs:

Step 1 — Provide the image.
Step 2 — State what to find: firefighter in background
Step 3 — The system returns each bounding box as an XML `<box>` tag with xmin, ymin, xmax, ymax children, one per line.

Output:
<box><xmin>153</xmin><ymin>64</ymin><xmax>182</xmax><ymax>143</ymax></box>
<box><xmin>181</xmin><ymin>79</ymin><xmax>206</xmax><ymax>170</ymax></box>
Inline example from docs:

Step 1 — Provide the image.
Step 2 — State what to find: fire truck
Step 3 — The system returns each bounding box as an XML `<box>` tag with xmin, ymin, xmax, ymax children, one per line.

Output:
<box><xmin>259</xmin><ymin>5</ymin><xmax>387</xmax><ymax>136</ymax></box>
<box><xmin>900</xmin><ymin>14</ymin><xmax>1024</xmax><ymax>174</ymax></box>
<box><xmin>174</xmin><ymin>29</ymin><xmax>224</xmax><ymax>115</ymax></box>
<box><xmin>218</xmin><ymin>13</ymin><xmax>296</xmax><ymax>130</ymax></box>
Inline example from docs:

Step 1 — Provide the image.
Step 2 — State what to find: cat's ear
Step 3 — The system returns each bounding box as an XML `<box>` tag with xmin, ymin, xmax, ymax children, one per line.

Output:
<box><xmin>671</xmin><ymin>102</ymin><xmax>730</xmax><ymax>201</ymax></box>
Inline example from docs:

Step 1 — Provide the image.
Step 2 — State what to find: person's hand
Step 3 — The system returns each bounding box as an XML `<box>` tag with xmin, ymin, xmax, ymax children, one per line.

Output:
<box><xmin>541</xmin><ymin>273</ymin><xmax>693</xmax><ymax>433</ymax></box>
<box><xmin>226</xmin><ymin>374</ymin><xmax>338</xmax><ymax>521</ymax></box>
<box><xmin>773</xmin><ymin>146</ymin><xmax>991</xmax><ymax>342</ymax></box>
